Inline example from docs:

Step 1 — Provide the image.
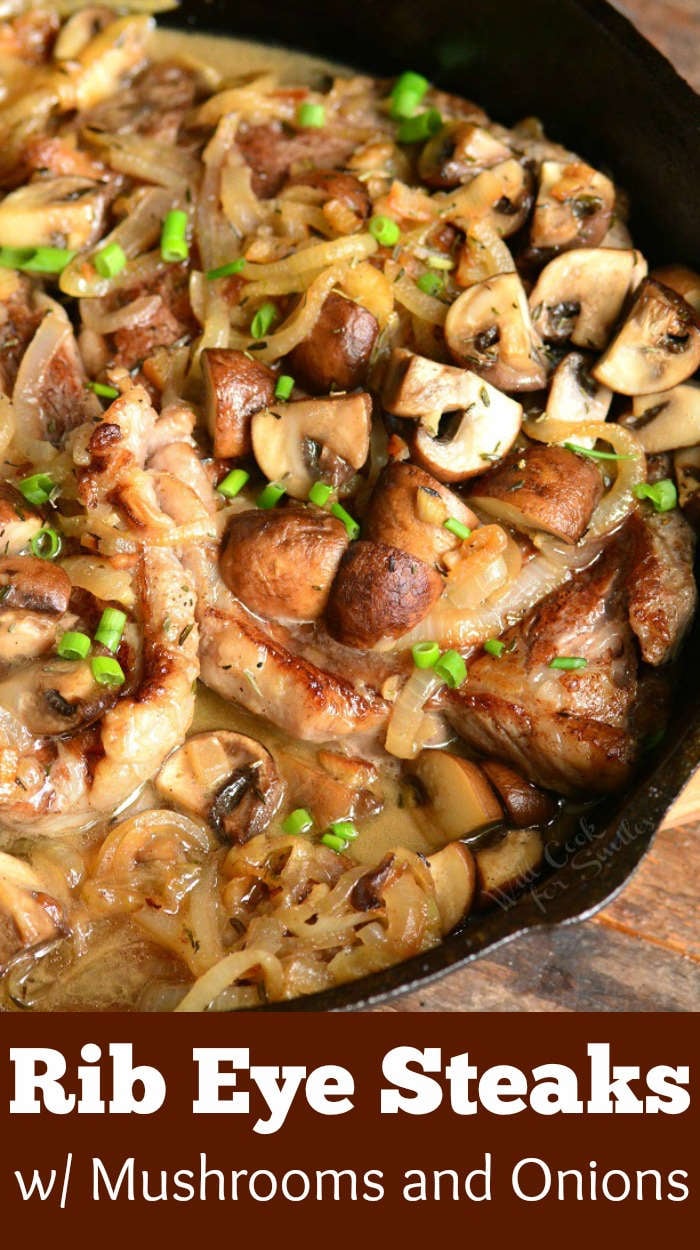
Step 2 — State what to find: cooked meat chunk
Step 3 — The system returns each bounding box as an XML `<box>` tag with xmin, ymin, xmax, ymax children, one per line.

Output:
<box><xmin>625</xmin><ymin>506</ymin><xmax>697</xmax><ymax>665</ymax></box>
<box><xmin>110</xmin><ymin>266</ymin><xmax>196</xmax><ymax>373</ymax></box>
<box><xmin>287</xmin><ymin>169</ymin><xmax>371</xmax><ymax>218</ymax></box>
<box><xmin>237</xmin><ymin>122</ymin><xmax>359</xmax><ymax>198</ymax></box>
<box><xmin>202</xmin><ymin>348</ymin><xmax>276</xmax><ymax>459</ymax></box>
<box><xmin>82</xmin><ymin>60</ymin><xmax>199</xmax><ymax>143</ymax></box>
<box><xmin>289</xmin><ymin>292</ymin><xmax>378</xmax><ymax>393</ymax></box>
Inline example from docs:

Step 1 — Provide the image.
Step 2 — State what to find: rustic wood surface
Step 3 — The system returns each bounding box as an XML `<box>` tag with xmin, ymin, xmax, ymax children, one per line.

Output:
<box><xmin>371</xmin><ymin>0</ymin><xmax>700</xmax><ymax>1013</ymax></box>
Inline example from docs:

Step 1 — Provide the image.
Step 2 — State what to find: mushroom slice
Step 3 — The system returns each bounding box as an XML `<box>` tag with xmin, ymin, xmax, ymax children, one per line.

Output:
<box><xmin>481</xmin><ymin>760</ymin><xmax>556</xmax><ymax>827</ymax></box>
<box><xmin>418</xmin><ymin>121</ymin><xmax>512</xmax><ymax>189</ymax></box>
<box><xmin>674</xmin><ymin>445</ymin><xmax>700</xmax><ymax>528</ymax></box>
<box><xmin>593</xmin><ymin>278</ymin><xmax>700</xmax><ymax>396</ymax></box>
<box><xmin>0</xmin><ymin>852</ymin><xmax>65</xmax><ymax>947</ymax></box>
<box><xmin>0</xmin><ymin>177</ymin><xmax>106</xmax><ymax>251</ymax></box>
<box><xmin>652</xmin><ymin>265</ymin><xmax>700</xmax><ymax>314</ymax></box>
<box><xmin>410</xmin><ymin>376</ymin><xmax>523</xmax><ymax>483</ymax></box>
<box><xmin>426</xmin><ymin>842</ymin><xmax>477</xmax><ymax>934</ymax></box>
<box><xmin>288</xmin><ymin>292</ymin><xmax>378</xmax><ymax>394</ymax></box>
<box><xmin>628</xmin><ymin>382</ymin><xmax>700</xmax><ymax>454</ymax></box>
<box><xmin>530</xmin><ymin>160</ymin><xmax>615</xmax><ymax>252</ymax></box>
<box><xmin>441</xmin><ymin>158</ymin><xmax>534</xmax><ymax>239</ymax></box>
<box><xmin>468</xmin><ymin>444</ymin><xmax>603</xmax><ymax>543</ymax></box>
<box><xmin>0</xmin><ymin>486</ymin><xmax>43</xmax><ymax>557</ymax></box>
<box><xmin>202</xmin><ymin>348</ymin><xmax>276</xmax><ymax>460</ymax></box>
<box><xmin>156</xmin><ymin>731</ymin><xmax>284</xmax><ymax>845</ymax></box>
<box><xmin>326</xmin><ymin>541</ymin><xmax>443</xmax><ymax>649</ymax></box>
<box><xmin>69</xmin><ymin>14</ymin><xmax>153</xmax><ymax>111</ymax></box>
<box><xmin>475</xmin><ymin>827</ymin><xmax>544</xmax><ymax>903</ymax></box>
<box><xmin>545</xmin><ymin>350</ymin><xmax>612</xmax><ymax>446</ymax></box>
<box><xmin>251</xmin><ymin>393</ymin><xmax>371</xmax><ymax>499</ymax></box>
<box><xmin>445</xmin><ymin>272</ymin><xmax>547</xmax><ymax>391</ymax></box>
<box><xmin>413</xmin><ymin>750</ymin><xmax>503</xmax><ymax>841</ymax></box>
<box><xmin>364</xmin><ymin>461</ymin><xmax>478</xmax><ymax>565</ymax></box>
<box><xmin>529</xmin><ymin>247</ymin><xmax>647</xmax><ymax>350</ymax></box>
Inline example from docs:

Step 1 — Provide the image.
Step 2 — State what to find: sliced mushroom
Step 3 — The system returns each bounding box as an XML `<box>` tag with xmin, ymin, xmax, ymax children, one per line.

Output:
<box><xmin>592</xmin><ymin>278</ymin><xmax>700</xmax><ymax>395</ymax></box>
<box><xmin>530</xmin><ymin>160</ymin><xmax>615</xmax><ymax>252</ymax></box>
<box><xmin>326</xmin><ymin>541</ymin><xmax>443</xmax><ymax>649</ymax></box>
<box><xmin>220</xmin><ymin>506</ymin><xmax>349</xmax><ymax>622</ymax></box>
<box><xmin>442</xmin><ymin>158</ymin><xmax>534</xmax><ymax>239</ymax></box>
<box><xmin>529</xmin><ymin>247</ymin><xmax>647</xmax><ymax>350</ymax></box>
<box><xmin>288</xmin><ymin>292</ymin><xmax>378</xmax><ymax>394</ymax></box>
<box><xmin>627</xmin><ymin>382</ymin><xmax>700</xmax><ymax>453</ymax></box>
<box><xmin>652</xmin><ymin>265</ymin><xmax>700</xmax><ymax>314</ymax></box>
<box><xmin>426</xmin><ymin>842</ymin><xmax>477</xmax><ymax>934</ymax></box>
<box><xmin>0</xmin><ymin>177</ymin><xmax>106</xmax><ymax>250</ymax></box>
<box><xmin>468</xmin><ymin>444</ymin><xmax>604</xmax><ymax>543</ymax></box>
<box><xmin>481</xmin><ymin>760</ymin><xmax>556</xmax><ymax>827</ymax></box>
<box><xmin>0</xmin><ymin>557</ymin><xmax>71</xmax><ymax>615</ymax></box>
<box><xmin>53</xmin><ymin>6</ymin><xmax>114</xmax><ymax>60</ymax></box>
<box><xmin>202</xmin><ymin>348</ymin><xmax>276</xmax><ymax>460</ymax></box>
<box><xmin>279</xmin><ymin>750</ymin><xmax>380</xmax><ymax>830</ymax></box>
<box><xmin>69</xmin><ymin>13</ymin><xmax>153</xmax><ymax>111</ymax></box>
<box><xmin>674</xmin><ymin>445</ymin><xmax>700</xmax><ymax>528</ymax></box>
<box><xmin>0</xmin><ymin>852</ymin><xmax>65</xmax><ymax>947</ymax></box>
<box><xmin>412</xmin><ymin>381</ymin><xmax>523</xmax><ymax>482</ymax></box>
<box><xmin>251</xmin><ymin>392</ymin><xmax>372</xmax><ymax>499</ymax></box>
<box><xmin>418</xmin><ymin>122</ymin><xmax>512</xmax><ymax>189</ymax></box>
<box><xmin>413</xmin><ymin>750</ymin><xmax>503</xmax><ymax>840</ymax></box>
<box><xmin>156</xmin><ymin>731</ymin><xmax>284</xmax><ymax>845</ymax></box>
<box><xmin>445</xmin><ymin>271</ymin><xmax>547</xmax><ymax>391</ymax></box>
<box><xmin>0</xmin><ymin>484</ymin><xmax>43</xmax><ymax>556</ymax></box>
<box><xmin>364</xmin><ymin>461</ymin><xmax>478</xmax><ymax>564</ymax></box>
<box><xmin>475</xmin><ymin>827</ymin><xmax>544</xmax><ymax>902</ymax></box>
<box><xmin>0</xmin><ymin>653</ymin><xmax>120</xmax><ymax>735</ymax></box>
<box><xmin>545</xmin><ymin>350</ymin><xmax>612</xmax><ymax>444</ymax></box>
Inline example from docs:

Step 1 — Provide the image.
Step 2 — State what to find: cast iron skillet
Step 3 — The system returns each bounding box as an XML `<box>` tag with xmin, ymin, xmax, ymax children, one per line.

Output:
<box><xmin>164</xmin><ymin>0</ymin><xmax>700</xmax><ymax>1010</ymax></box>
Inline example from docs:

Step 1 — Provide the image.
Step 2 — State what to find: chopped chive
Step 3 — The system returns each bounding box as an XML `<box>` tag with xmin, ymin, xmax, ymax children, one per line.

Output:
<box><xmin>257</xmin><ymin>481</ymin><xmax>286</xmax><ymax>509</ymax></box>
<box><xmin>433</xmin><ymin>648</ymin><xmax>467</xmax><ymax>688</ymax></box>
<box><xmin>443</xmin><ymin>516</ymin><xmax>472</xmax><ymax>540</ymax></box>
<box><xmin>369</xmin><ymin>215</ymin><xmax>400</xmax><ymax>247</ymax></box>
<box><xmin>18</xmin><ymin>473</ymin><xmax>54</xmax><ymax>506</ymax></box>
<box><xmin>160</xmin><ymin>209</ymin><xmax>189</xmax><ymax>262</ymax></box>
<box><xmin>308</xmin><ymin>480</ymin><xmax>333</xmax><ymax>507</ymax></box>
<box><xmin>390</xmin><ymin>70</ymin><xmax>430</xmax><ymax>118</ymax></box>
<box><xmin>564</xmin><ymin>441</ymin><xmax>634</xmax><ymax>462</ymax></box>
<box><xmin>57</xmin><ymin>631</ymin><xmax>91</xmax><ymax>661</ymax></box>
<box><xmin>297</xmin><ymin>101</ymin><xmax>325</xmax><ymax>128</ymax></box>
<box><xmin>88</xmin><ymin>381</ymin><xmax>120</xmax><ymax>399</ymax></box>
<box><xmin>330</xmin><ymin>501</ymin><xmax>360</xmax><ymax>539</ymax></box>
<box><xmin>94</xmin><ymin>607</ymin><xmax>126</xmax><ymax>654</ymax></box>
<box><xmin>251</xmin><ymin>301</ymin><xmax>278</xmax><ymax>339</ymax></box>
<box><xmin>274</xmin><ymin>374</ymin><xmax>295</xmax><ymax>401</ymax></box>
<box><xmin>217</xmin><ymin>468</ymin><xmax>250</xmax><ymax>498</ymax></box>
<box><xmin>412</xmin><ymin>640</ymin><xmax>440</xmax><ymax>669</ymax></box>
<box><xmin>206</xmin><ymin>257</ymin><xmax>246</xmax><ymax>280</ymax></box>
<box><xmin>548</xmin><ymin>655</ymin><xmax>588</xmax><ymax>671</ymax></box>
<box><xmin>30</xmin><ymin>526</ymin><xmax>61</xmax><ymax>560</ymax></box>
<box><xmin>633</xmin><ymin>479</ymin><xmax>677</xmax><ymax>513</ymax></box>
<box><xmin>93</xmin><ymin>241</ymin><xmax>127</xmax><ymax>278</ymax></box>
<box><xmin>484</xmin><ymin>638</ymin><xmax>506</xmax><ymax>658</ymax></box>
<box><xmin>416</xmin><ymin>270</ymin><xmax>444</xmax><ymax>297</ymax></box>
<box><xmin>0</xmin><ymin>246</ymin><xmax>33</xmax><ymax>270</ymax></box>
<box><xmin>328</xmin><ymin>819</ymin><xmax>358</xmax><ymax>842</ymax></box>
<box><xmin>20</xmin><ymin>247</ymin><xmax>76</xmax><ymax>274</ymax></box>
<box><xmin>321</xmin><ymin>832</ymin><xmax>349</xmax><ymax>853</ymax></box>
<box><xmin>282</xmin><ymin>807</ymin><xmax>314</xmax><ymax>835</ymax></box>
<box><xmin>91</xmin><ymin>655</ymin><xmax>125</xmax><ymax>687</ymax></box>
<box><xmin>397</xmin><ymin>108</ymin><xmax>442</xmax><ymax>144</ymax></box>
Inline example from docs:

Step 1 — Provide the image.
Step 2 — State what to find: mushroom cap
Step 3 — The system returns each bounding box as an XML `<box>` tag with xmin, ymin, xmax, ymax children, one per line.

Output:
<box><xmin>592</xmin><ymin>278</ymin><xmax>700</xmax><ymax>396</ymax></box>
<box><xmin>545</xmin><ymin>350</ymin><xmax>612</xmax><ymax>438</ymax></box>
<box><xmin>288</xmin><ymin>291</ymin><xmax>378</xmax><ymax>395</ymax></box>
<box><xmin>418</xmin><ymin>121</ymin><xmax>512</xmax><ymax>189</ymax></box>
<box><xmin>445</xmin><ymin>271</ymin><xmax>547</xmax><ymax>391</ymax></box>
<box><xmin>364</xmin><ymin>461</ymin><xmax>479</xmax><ymax>564</ymax></box>
<box><xmin>441</xmin><ymin>157</ymin><xmax>535</xmax><ymax>240</ymax></box>
<box><xmin>410</xmin><ymin>372</ymin><xmax>523</xmax><ymax>483</ymax></box>
<box><xmin>251</xmin><ymin>392</ymin><xmax>372</xmax><ymax>499</ymax></box>
<box><xmin>468</xmin><ymin>443</ymin><xmax>604</xmax><ymax>543</ymax></box>
<box><xmin>629</xmin><ymin>382</ymin><xmax>700</xmax><ymax>454</ymax></box>
<box><xmin>325</xmin><ymin>540</ymin><xmax>443</xmax><ymax>649</ymax></box>
<box><xmin>530</xmin><ymin>159</ymin><xmax>615</xmax><ymax>253</ymax></box>
<box><xmin>529</xmin><ymin>246</ymin><xmax>647</xmax><ymax>351</ymax></box>
<box><xmin>202</xmin><ymin>348</ymin><xmax>276</xmax><ymax>460</ymax></box>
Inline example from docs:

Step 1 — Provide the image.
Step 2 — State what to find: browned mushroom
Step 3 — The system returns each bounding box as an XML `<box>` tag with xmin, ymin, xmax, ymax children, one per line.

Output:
<box><xmin>467</xmin><ymin>444</ymin><xmax>604</xmax><ymax>543</ymax></box>
<box><xmin>219</xmin><ymin>506</ymin><xmax>349</xmax><ymax>621</ymax></box>
<box><xmin>652</xmin><ymin>264</ymin><xmax>700</xmax><ymax>313</ymax></box>
<box><xmin>481</xmin><ymin>759</ymin><xmax>556</xmax><ymax>827</ymax></box>
<box><xmin>0</xmin><ymin>557</ymin><xmax>71</xmax><ymax>615</ymax></box>
<box><xmin>529</xmin><ymin>247</ymin><xmax>646</xmax><ymax>350</ymax></box>
<box><xmin>530</xmin><ymin>160</ymin><xmax>615</xmax><ymax>253</ymax></box>
<box><xmin>202</xmin><ymin>348</ymin><xmax>276</xmax><ymax>460</ymax></box>
<box><xmin>475</xmin><ymin>827</ymin><xmax>544</xmax><ymax>903</ymax></box>
<box><xmin>0</xmin><ymin>485</ymin><xmax>44</xmax><ymax>556</ymax></box>
<box><xmin>445</xmin><ymin>271</ymin><xmax>547</xmax><ymax>390</ymax></box>
<box><xmin>279</xmin><ymin>749</ymin><xmax>380</xmax><ymax>830</ymax></box>
<box><xmin>413</xmin><ymin>750</ymin><xmax>503</xmax><ymax>839</ymax></box>
<box><xmin>364</xmin><ymin>461</ymin><xmax>478</xmax><ymax>564</ymax></box>
<box><xmin>326</xmin><ymin>541</ymin><xmax>443</xmax><ymax>649</ymax></box>
<box><xmin>628</xmin><ymin>382</ymin><xmax>700</xmax><ymax>453</ymax></box>
<box><xmin>593</xmin><ymin>278</ymin><xmax>700</xmax><ymax>395</ymax></box>
<box><xmin>545</xmin><ymin>350</ymin><xmax>612</xmax><ymax>438</ymax></box>
<box><xmin>0</xmin><ymin>852</ymin><xmax>65</xmax><ymax>948</ymax></box>
<box><xmin>426</xmin><ymin>841</ymin><xmax>477</xmax><ymax>934</ymax></box>
<box><xmin>441</xmin><ymin>158</ymin><xmax>535</xmax><ymax>239</ymax></box>
<box><xmin>288</xmin><ymin>291</ymin><xmax>378</xmax><ymax>394</ymax></box>
<box><xmin>675</xmin><ymin>445</ymin><xmax>700</xmax><ymax>528</ymax></box>
<box><xmin>251</xmin><ymin>392</ymin><xmax>372</xmax><ymax>498</ymax></box>
<box><xmin>418</xmin><ymin>121</ymin><xmax>511</xmax><ymax>189</ymax></box>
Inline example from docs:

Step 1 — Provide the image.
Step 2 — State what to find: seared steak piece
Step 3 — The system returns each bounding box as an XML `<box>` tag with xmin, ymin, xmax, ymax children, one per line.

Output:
<box><xmin>625</xmin><ymin>507</ymin><xmax>697</xmax><ymax>665</ymax></box>
<box><xmin>237</xmin><ymin>122</ymin><xmax>359</xmax><ymax>198</ymax></box>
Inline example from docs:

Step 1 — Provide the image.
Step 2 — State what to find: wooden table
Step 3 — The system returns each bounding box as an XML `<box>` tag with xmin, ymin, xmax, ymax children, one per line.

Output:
<box><xmin>373</xmin><ymin>0</ymin><xmax>700</xmax><ymax>1013</ymax></box>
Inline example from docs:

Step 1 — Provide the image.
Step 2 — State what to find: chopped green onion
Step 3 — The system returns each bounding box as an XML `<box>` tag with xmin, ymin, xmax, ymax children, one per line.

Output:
<box><xmin>88</xmin><ymin>381</ymin><xmax>120</xmax><ymax>399</ymax></box>
<box><xmin>160</xmin><ymin>209</ymin><xmax>189</xmax><ymax>262</ymax></box>
<box><xmin>95</xmin><ymin>607</ymin><xmax>126</xmax><ymax>653</ymax></box>
<box><xmin>412</xmin><ymin>640</ymin><xmax>440</xmax><ymax>669</ymax></box>
<box><xmin>91</xmin><ymin>655</ymin><xmax>125</xmax><ymax>687</ymax></box>
<box><xmin>206</xmin><ymin>257</ymin><xmax>246</xmax><ymax>280</ymax></box>
<box><xmin>94</xmin><ymin>241</ymin><xmax>127</xmax><ymax>278</ymax></box>
<box><xmin>633</xmin><ymin>479</ymin><xmax>677</xmax><ymax>513</ymax></box>
<box><xmin>30</xmin><ymin>526</ymin><xmax>61</xmax><ymax>560</ymax></box>
<box><xmin>282</xmin><ymin>808</ymin><xmax>314</xmax><ymax>835</ymax></box>
<box><xmin>57</xmin><ymin>631</ymin><xmax>91</xmax><ymax>661</ymax></box>
<box><xmin>548</xmin><ymin>655</ymin><xmax>588</xmax><ymax>671</ymax></box>
<box><xmin>21</xmin><ymin>247</ymin><xmax>76</xmax><ymax>274</ymax></box>
<box><xmin>330</xmin><ymin>501</ymin><xmax>360</xmax><ymax>539</ymax></box>
<box><xmin>257</xmin><ymin>481</ymin><xmax>286</xmax><ymax>509</ymax></box>
<box><xmin>328</xmin><ymin>819</ymin><xmax>358</xmax><ymax>842</ymax></box>
<box><xmin>217</xmin><ymin>469</ymin><xmax>250</xmax><ymax>498</ymax></box>
<box><xmin>369</xmin><ymin>215</ymin><xmax>400</xmax><ymax>247</ymax></box>
<box><xmin>390</xmin><ymin>70</ymin><xmax>430</xmax><ymax>118</ymax></box>
<box><xmin>297</xmin><ymin>101</ymin><xmax>325</xmax><ymax>128</ymax></box>
<box><xmin>484</xmin><ymin>638</ymin><xmax>506</xmax><ymax>658</ymax></box>
<box><xmin>18</xmin><ymin>473</ymin><xmax>54</xmax><ymax>506</ymax></box>
<box><xmin>416</xmin><ymin>270</ymin><xmax>444</xmax><ymax>297</ymax></box>
<box><xmin>443</xmin><ymin>516</ymin><xmax>472</xmax><ymax>541</ymax></box>
<box><xmin>397</xmin><ymin>108</ymin><xmax>443</xmax><ymax>144</ymax></box>
<box><xmin>251</xmin><ymin>301</ymin><xmax>278</xmax><ymax>339</ymax></box>
<box><xmin>433</xmin><ymin>648</ymin><xmax>467</xmax><ymax>688</ymax></box>
<box><xmin>321</xmin><ymin>832</ymin><xmax>349</xmax><ymax>853</ymax></box>
<box><xmin>308</xmin><ymin>480</ymin><xmax>333</xmax><ymax>507</ymax></box>
<box><xmin>274</xmin><ymin>374</ymin><xmax>295</xmax><ymax>401</ymax></box>
<box><xmin>0</xmin><ymin>246</ymin><xmax>33</xmax><ymax>270</ymax></box>
<box><xmin>564</xmin><ymin>441</ymin><xmax>634</xmax><ymax>462</ymax></box>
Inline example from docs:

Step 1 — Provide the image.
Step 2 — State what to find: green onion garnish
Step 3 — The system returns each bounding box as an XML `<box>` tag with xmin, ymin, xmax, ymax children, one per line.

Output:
<box><xmin>412</xmin><ymin>640</ymin><xmax>440</xmax><ymax>669</ymax></box>
<box><xmin>206</xmin><ymin>258</ymin><xmax>246</xmax><ymax>280</ymax></box>
<box><xmin>160</xmin><ymin>210</ymin><xmax>189</xmax><ymax>262</ymax></box>
<box><xmin>94</xmin><ymin>607</ymin><xmax>126</xmax><ymax>654</ymax></box>
<box><xmin>0</xmin><ymin>246</ymin><xmax>32</xmax><ymax>270</ymax></box>
<box><xmin>88</xmin><ymin>381</ymin><xmax>120</xmax><ymax>399</ymax></box>
<box><xmin>274</xmin><ymin>374</ymin><xmax>295</xmax><ymax>401</ymax></box>
<box><xmin>416</xmin><ymin>270</ymin><xmax>445</xmax><ymax>297</ymax></box>
<box><xmin>308</xmin><ymin>480</ymin><xmax>333</xmax><ymax>507</ymax></box>
<box><xmin>390</xmin><ymin>70</ymin><xmax>430</xmax><ymax>118</ymax></box>
<box><xmin>369</xmin><ymin>215</ymin><xmax>400</xmax><ymax>247</ymax></box>
<box><xmin>328</xmin><ymin>819</ymin><xmax>358</xmax><ymax>842</ymax></box>
<box><xmin>321</xmin><ymin>832</ymin><xmax>349</xmax><ymax>853</ymax></box>
<box><xmin>94</xmin><ymin>242</ymin><xmax>127</xmax><ymax>278</ymax></box>
<box><xmin>564</xmin><ymin>441</ymin><xmax>634</xmax><ymax>462</ymax></box>
<box><xmin>21</xmin><ymin>247</ymin><xmax>76</xmax><ymax>274</ymax></box>
<box><xmin>433</xmin><ymin>649</ymin><xmax>467</xmax><ymax>688</ymax></box>
<box><xmin>91</xmin><ymin>655</ymin><xmax>125</xmax><ymax>687</ymax></box>
<box><xmin>484</xmin><ymin>638</ymin><xmax>506</xmax><ymax>658</ymax></box>
<box><xmin>330</xmin><ymin>501</ymin><xmax>360</xmax><ymax>539</ymax></box>
<box><xmin>443</xmin><ymin>516</ymin><xmax>472</xmax><ymax>541</ymax></box>
<box><xmin>251</xmin><ymin>301</ymin><xmax>278</xmax><ymax>340</ymax></box>
<box><xmin>633</xmin><ymin>479</ymin><xmax>677</xmax><ymax>513</ymax></box>
<box><xmin>397</xmin><ymin>108</ymin><xmax>442</xmax><ymax>144</ymax></box>
<box><xmin>18</xmin><ymin>473</ymin><xmax>55</xmax><ymax>506</ymax></box>
<box><xmin>297</xmin><ymin>101</ymin><xmax>325</xmax><ymax>128</ymax></box>
<box><xmin>57</xmin><ymin>631</ymin><xmax>91</xmax><ymax>661</ymax></box>
<box><xmin>548</xmin><ymin>655</ymin><xmax>588</xmax><ymax>671</ymax></box>
<box><xmin>282</xmin><ymin>808</ymin><xmax>314</xmax><ymax>835</ymax></box>
<box><xmin>217</xmin><ymin>468</ymin><xmax>250</xmax><ymax>499</ymax></box>
<box><xmin>30</xmin><ymin>526</ymin><xmax>61</xmax><ymax>560</ymax></box>
<box><xmin>257</xmin><ymin>481</ymin><xmax>286</xmax><ymax>509</ymax></box>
